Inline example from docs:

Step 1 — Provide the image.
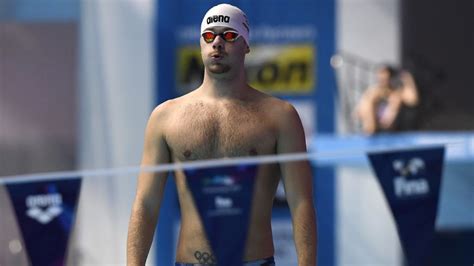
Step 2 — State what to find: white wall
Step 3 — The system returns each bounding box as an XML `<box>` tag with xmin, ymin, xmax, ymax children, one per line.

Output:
<box><xmin>336</xmin><ymin>0</ymin><xmax>402</xmax><ymax>265</ymax></box>
<box><xmin>71</xmin><ymin>0</ymin><xmax>155</xmax><ymax>264</ymax></box>
<box><xmin>337</xmin><ymin>166</ymin><xmax>402</xmax><ymax>266</ymax></box>
<box><xmin>337</xmin><ymin>0</ymin><xmax>400</xmax><ymax>63</ymax></box>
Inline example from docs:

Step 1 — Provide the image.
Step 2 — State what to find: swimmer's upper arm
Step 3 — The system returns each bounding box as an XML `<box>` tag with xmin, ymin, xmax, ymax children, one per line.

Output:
<box><xmin>127</xmin><ymin>103</ymin><xmax>172</xmax><ymax>265</ymax></box>
<box><xmin>276</xmin><ymin>102</ymin><xmax>317</xmax><ymax>263</ymax></box>
<box><xmin>276</xmin><ymin>102</ymin><xmax>314</xmax><ymax>205</ymax></box>
<box><xmin>134</xmin><ymin>103</ymin><xmax>171</xmax><ymax>217</ymax></box>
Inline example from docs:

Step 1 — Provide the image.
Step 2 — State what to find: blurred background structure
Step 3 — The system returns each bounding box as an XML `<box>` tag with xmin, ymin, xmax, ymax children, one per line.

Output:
<box><xmin>0</xmin><ymin>0</ymin><xmax>473</xmax><ymax>265</ymax></box>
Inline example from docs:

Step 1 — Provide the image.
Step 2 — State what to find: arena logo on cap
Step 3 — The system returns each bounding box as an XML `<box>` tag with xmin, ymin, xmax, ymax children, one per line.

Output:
<box><xmin>207</xmin><ymin>15</ymin><xmax>230</xmax><ymax>24</ymax></box>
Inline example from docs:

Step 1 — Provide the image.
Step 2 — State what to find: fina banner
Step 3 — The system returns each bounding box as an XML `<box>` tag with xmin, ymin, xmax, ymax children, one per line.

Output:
<box><xmin>6</xmin><ymin>178</ymin><xmax>82</xmax><ymax>266</ymax></box>
<box><xmin>368</xmin><ymin>146</ymin><xmax>445</xmax><ymax>266</ymax></box>
<box><xmin>185</xmin><ymin>165</ymin><xmax>257</xmax><ymax>266</ymax></box>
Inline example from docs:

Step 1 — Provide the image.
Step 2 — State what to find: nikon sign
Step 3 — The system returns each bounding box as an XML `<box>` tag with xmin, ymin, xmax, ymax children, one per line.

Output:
<box><xmin>177</xmin><ymin>44</ymin><xmax>315</xmax><ymax>95</ymax></box>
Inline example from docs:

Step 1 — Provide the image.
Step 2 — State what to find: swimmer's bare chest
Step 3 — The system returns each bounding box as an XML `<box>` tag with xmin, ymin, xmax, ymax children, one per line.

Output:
<box><xmin>165</xmin><ymin>100</ymin><xmax>278</xmax><ymax>160</ymax></box>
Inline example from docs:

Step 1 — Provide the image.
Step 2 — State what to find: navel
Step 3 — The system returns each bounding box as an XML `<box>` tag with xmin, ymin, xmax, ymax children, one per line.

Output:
<box><xmin>183</xmin><ymin>150</ymin><xmax>192</xmax><ymax>159</ymax></box>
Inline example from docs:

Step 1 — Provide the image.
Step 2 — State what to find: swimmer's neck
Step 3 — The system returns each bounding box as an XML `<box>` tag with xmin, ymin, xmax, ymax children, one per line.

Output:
<box><xmin>200</xmin><ymin>68</ymin><xmax>249</xmax><ymax>99</ymax></box>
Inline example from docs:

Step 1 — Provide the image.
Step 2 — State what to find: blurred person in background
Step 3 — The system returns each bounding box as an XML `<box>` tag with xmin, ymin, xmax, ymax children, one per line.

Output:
<box><xmin>354</xmin><ymin>65</ymin><xmax>419</xmax><ymax>135</ymax></box>
<box><xmin>127</xmin><ymin>3</ymin><xmax>317</xmax><ymax>266</ymax></box>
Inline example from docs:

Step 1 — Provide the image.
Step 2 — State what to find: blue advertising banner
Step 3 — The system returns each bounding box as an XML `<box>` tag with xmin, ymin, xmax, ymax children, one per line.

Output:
<box><xmin>6</xmin><ymin>178</ymin><xmax>82</xmax><ymax>266</ymax></box>
<box><xmin>368</xmin><ymin>147</ymin><xmax>445</xmax><ymax>266</ymax></box>
<box><xmin>184</xmin><ymin>165</ymin><xmax>257</xmax><ymax>266</ymax></box>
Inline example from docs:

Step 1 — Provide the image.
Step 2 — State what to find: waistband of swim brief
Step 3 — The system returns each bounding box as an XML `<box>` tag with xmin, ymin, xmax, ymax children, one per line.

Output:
<box><xmin>175</xmin><ymin>256</ymin><xmax>275</xmax><ymax>266</ymax></box>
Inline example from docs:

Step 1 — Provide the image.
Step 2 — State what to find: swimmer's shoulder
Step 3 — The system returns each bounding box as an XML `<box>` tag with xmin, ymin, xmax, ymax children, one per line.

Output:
<box><xmin>365</xmin><ymin>86</ymin><xmax>381</xmax><ymax>96</ymax></box>
<box><xmin>148</xmin><ymin>97</ymin><xmax>182</xmax><ymax>126</ymax></box>
<box><xmin>248</xmin><ymin>87</ymin><xmax>300</xmax><ymax>120</ymax></box>
<box><xmin>150</xmin><ymin>90</ymin><xmax>198</xmax><ymax>115</ymax></box>
<box><xmin>360</xmin><ymin>86</ymin><xmax>385</xmax><ymax>102</ymax></box>
<box><xmin>148</xmin><ymin>90</ymin><xmax>201</xmax><ymax>124</ymax></box>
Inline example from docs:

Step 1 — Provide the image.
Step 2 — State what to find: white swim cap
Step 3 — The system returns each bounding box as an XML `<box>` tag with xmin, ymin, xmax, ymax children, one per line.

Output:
<box><xmin>200</xmin><ymin>4</ymin><xmax>250</xmax><ymax>45</ymax></box>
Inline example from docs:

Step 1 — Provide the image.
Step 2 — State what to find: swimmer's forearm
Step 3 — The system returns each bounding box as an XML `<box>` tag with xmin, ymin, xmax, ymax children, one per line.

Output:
<box><xmin>292</xmin><ymin>200</ymin><xmax>317</xmax><ymax>266</ymax></box>
<box><xmin>127</xmin><ymin>202</ymin><xmax>159</xmax><ymax>266</ymax></box>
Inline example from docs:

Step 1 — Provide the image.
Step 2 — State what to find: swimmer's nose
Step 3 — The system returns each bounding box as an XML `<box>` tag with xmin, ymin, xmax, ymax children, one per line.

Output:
<box><xmin>212</xmin><ymin>36</ymin><xmax>225</xmax><ymax>50</ymax></box>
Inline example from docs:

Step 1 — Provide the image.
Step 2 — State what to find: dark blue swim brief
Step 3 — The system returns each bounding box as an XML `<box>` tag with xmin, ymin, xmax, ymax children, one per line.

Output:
<box><xmin>175</xmin><ymin>256</ymin><xmax>275</xmax><ymax>266</ymax></box>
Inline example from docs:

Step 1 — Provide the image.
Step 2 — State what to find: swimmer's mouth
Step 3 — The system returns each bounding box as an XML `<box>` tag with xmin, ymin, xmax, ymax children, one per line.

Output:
<box><xmin>210</xmin><ymin>53</ymin><xmax>225</xmax><ymax>59</ymax></box>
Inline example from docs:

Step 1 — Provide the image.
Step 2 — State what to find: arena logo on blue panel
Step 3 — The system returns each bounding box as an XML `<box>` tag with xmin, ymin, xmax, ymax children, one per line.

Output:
<box><xmin>25</xmin><ymin>192</ymin><xmax>63</xmax><ymax>224</ymax></box>
<box><xmin>392</xmin><ymin>157</ymin><xmax>429</xmax><ymax>198</ymax></box>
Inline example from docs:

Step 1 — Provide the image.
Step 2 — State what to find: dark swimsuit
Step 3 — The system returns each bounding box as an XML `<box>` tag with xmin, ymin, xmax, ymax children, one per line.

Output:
<box><xmin>175</xmin><ymin>256</ymin><xmax>275</xmax><ymax>266</ymax></box>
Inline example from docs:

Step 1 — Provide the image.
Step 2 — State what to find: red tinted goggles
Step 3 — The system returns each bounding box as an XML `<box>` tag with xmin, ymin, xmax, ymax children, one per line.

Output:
<box><xmin>202</xmin><ymin>30</ymin><xmax>240</xmax><ymax>43</ymax></box>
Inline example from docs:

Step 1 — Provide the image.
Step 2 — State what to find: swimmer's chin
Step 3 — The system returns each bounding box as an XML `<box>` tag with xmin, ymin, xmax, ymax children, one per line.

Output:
<box><xmin>207</xmin><ymin>65</ymin><xmax>231</xmax><ymax>74</ymax></box>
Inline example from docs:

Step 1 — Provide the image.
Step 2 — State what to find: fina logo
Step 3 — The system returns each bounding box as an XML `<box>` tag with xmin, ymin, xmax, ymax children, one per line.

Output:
<box><xmin>393</xmin><ymin>158</ymin><xmax>429</xmax><ymax>198</ymax></box>
<box><xmin>215</xmin><ymin>196</ymin><xmax>233</xmax><ymax>209</ymax></box>
<box><xmin>25</xmin><ymin>193</ymin><xmax>63</xmax><ymax>224</ymax></box>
